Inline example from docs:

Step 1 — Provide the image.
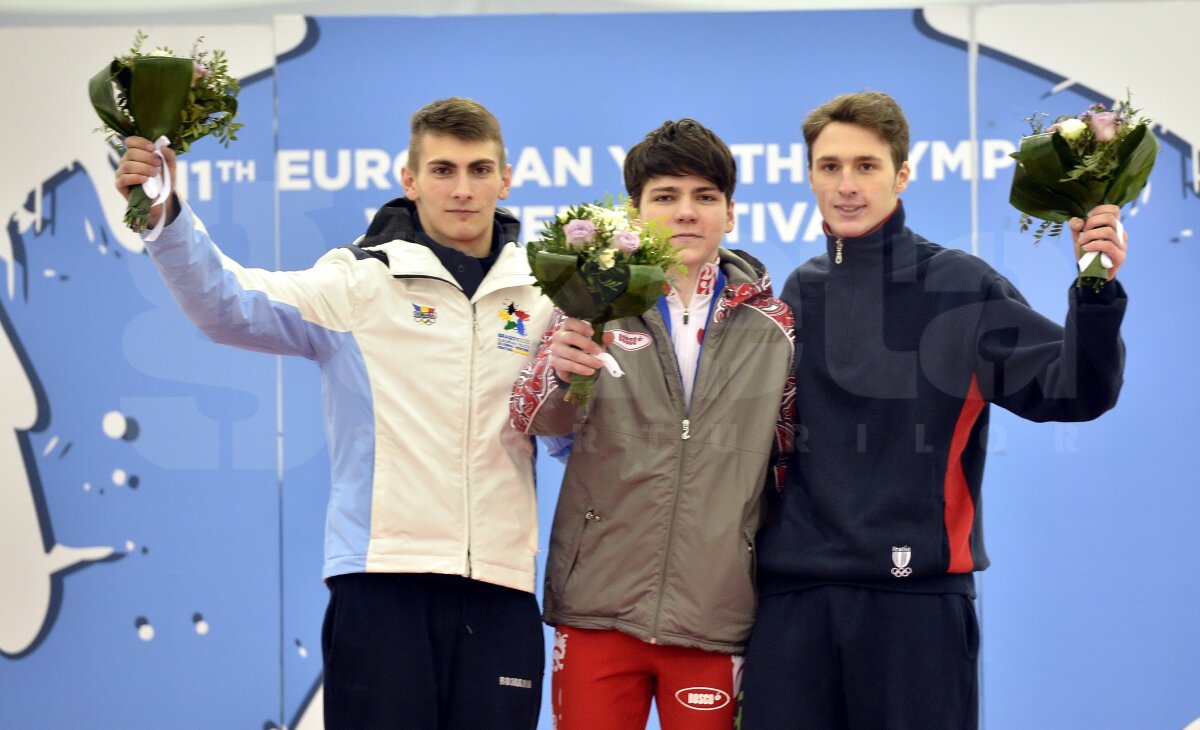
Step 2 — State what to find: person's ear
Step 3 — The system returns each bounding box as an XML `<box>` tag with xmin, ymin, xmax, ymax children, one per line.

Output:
<box><xmin>401</xmin><ymin>166</ymin><xmax>419</xmax><ymax>200</ymax></box>
<box><xmin>498</xmin><ymin>163</ymin><xmax>512</xmax><ymax>201</ymax></box>
<box><xmin>894</xmin><ymin>161</ymin><xmax>911</xmax><ymax>194</ymax></box>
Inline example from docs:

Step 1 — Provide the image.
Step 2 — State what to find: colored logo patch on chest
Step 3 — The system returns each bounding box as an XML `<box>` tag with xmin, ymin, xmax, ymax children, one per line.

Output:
<box><xmin>499</xmin><ymin>301</ymin><xmax>530</xmax><ymax>336</ymax></box>
<box><xmin>497</xmin><ymin>300</ymin><xmax>534</xmax><ymax>355</ymax></box>
<box><xmin>608</xmin><ymin>329</ymin><xmax>652</xmax><ymax>351</ymax></box>
<box><xmin>412</xmin><ymin>303</ymin><xmax>437</xmax><ymax>325</ymax></box>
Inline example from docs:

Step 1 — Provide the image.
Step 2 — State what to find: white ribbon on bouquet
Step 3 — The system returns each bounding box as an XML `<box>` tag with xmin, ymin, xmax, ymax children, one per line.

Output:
<box><xmin>141</xmin><ymin>135</ymin><xmax>173</xmax><ymax>242</ymax></box>
<box><xmin>1077</xmin><ymin>217</ymin><xmax>1125</xmax><ymax>275</ymax></box>
<box><xmin>595</xmin><ymin>352</ymin><xmax>624</xmax><ymax>379</ymax></box>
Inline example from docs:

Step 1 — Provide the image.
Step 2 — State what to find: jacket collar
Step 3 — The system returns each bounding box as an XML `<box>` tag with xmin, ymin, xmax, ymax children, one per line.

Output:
<box><xmin>377</xmin><ymin>237</ymin><xmax>534</xmax><ymax>292</ymax></box>
<box><xmin>715</xmin><ymin>247</ymin><xmax>777</xmax><ymax>314</ymax></box>
<box><xmin>822</xmin><ymin>200</ymin><xmax>908</xmax><ymax>269</ymax></box>
<box><xmin>357</xmin><ymin>196</ymin><xmax>521</xmax><ymax>250</ymax></box>
<box><xmin>356</xmin><ymin>197</ymin><xmax>531</xmax><ymax>292</ymax></box>
<box><xmin>719</xmin><ymin>248</ymin><xmax>771</xmax><ymax>293</ymax></box>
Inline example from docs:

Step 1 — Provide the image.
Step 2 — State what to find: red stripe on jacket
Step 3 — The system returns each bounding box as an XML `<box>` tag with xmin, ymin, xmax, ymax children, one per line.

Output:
<box><xmin>944</xmin><ymin>375</ymin><xmax>985</xmax><ymax>573</ymax></box>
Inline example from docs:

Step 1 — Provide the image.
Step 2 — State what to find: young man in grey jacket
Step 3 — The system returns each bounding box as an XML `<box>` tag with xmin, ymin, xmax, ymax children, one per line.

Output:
<box><xmin>511</xmin><ymin>118</ymin><xmax>795</xmax><ymax>730</ymax></box>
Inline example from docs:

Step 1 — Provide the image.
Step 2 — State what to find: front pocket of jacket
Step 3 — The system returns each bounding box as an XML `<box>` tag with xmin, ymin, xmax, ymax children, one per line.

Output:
<box><xmin>548</xmin><ymin>510</ymin><xmax>590</xmax><ymax>601</ymax></box>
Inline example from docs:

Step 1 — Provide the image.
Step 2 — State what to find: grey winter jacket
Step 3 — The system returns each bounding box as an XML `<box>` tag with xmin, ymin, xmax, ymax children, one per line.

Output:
<box><xmin>511</xmin><ymin>249</ymin><xmax>795</xmax><ymax>653</ymax></box>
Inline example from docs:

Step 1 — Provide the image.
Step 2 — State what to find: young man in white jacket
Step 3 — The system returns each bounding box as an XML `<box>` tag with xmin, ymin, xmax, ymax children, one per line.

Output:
<box><xmin>115</xmin><ymin>97</ymin><xmax>553</xmax><ymax>730</ymax></box>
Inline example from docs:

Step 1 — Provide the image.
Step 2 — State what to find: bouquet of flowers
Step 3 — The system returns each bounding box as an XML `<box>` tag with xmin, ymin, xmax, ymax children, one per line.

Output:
<box><xmin>89</xmin><ymin>31</ymin><xmax>241</xmax><ymax>237</ymax></box>
<box><xmin>1009</xmin><ymin>96</ymin><xmax>1157</xmax><ymax>290</ymax></box>
<box><xmin>528</xmin><ymin>199</ymin><xmax>680</xmax><ymax>406</ymax></box>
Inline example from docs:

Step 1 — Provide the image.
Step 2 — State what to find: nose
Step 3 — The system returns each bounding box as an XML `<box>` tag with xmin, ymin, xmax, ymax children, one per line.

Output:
<box><xmin>451</xmin><ymin>172</ymin><xmax>473</xmax><ymax>199</ymax></box>
<box><xmin>837</xmin><ymin>169</ymin><xmax>858</xmax><ymax>197</ymax></box>
<box><xmin>674</xmin><ymin>199</ymin><xmax>698</xmax><ymax>222</ymax></box>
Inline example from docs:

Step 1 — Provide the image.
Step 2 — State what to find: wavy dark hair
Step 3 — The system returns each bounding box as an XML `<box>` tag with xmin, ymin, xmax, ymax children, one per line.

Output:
<box><xmin>624</xmin><ymin>118</ymin><xmax>736</xmax><ymax>205</ymax></box>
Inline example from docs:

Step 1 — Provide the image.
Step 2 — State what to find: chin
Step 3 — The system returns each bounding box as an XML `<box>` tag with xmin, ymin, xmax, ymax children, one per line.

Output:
<box><xmin>834</xmin><ymin>220</ymin><xmax>879</xmax><ymax>238</ymax></box>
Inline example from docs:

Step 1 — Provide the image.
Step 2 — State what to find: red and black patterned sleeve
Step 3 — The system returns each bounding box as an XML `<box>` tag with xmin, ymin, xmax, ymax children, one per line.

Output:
<box><xmin>509</xmin><ymin>309</ymin><xmax>573</xmax><ymax>434</ymax></box>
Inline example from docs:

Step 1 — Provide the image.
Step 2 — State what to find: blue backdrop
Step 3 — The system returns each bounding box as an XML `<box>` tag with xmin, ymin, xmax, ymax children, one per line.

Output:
<box><xmin>1</xmin><ymin>10</ymin><xmax>1196</xmax><ymax>730</ymax></box>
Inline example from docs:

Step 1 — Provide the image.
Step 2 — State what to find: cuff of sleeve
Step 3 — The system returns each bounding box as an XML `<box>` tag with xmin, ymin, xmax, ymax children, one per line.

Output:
<box><xmin>551</xmin><ymin>361</ymin><xmax>571</xmax><ymax>390</ymax></box>
<box><xmin>141</xmin><ymin>195</ymin><xmax>192</xmax><ymax>247</ymax></box>
<box><xmin>1073</xmin><ymin>278</ymin><xmax>1125</xmax><ymax>305</ymax></box>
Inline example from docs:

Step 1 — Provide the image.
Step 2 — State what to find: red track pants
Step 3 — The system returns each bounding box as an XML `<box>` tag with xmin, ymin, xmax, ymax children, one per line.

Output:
<box><xmin>549</xmin><ymin>626</ymin><xmax>742</xmax><ymax>730</ymax></box>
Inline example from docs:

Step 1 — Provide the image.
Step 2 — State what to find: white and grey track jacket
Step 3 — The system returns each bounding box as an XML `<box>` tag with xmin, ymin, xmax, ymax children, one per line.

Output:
<box><xmin>144</xmin><ymin>198</ymin><xmax>554</xmax><ymax>592</ymax></box>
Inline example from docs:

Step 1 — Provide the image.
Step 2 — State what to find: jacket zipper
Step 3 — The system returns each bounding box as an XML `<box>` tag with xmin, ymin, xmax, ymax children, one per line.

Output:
<box><xmin>835</xmin><ymin>238</ymin><xmax>844</xmax><ymax>264</ymax></box>
<box><xmin>649</xmin><ymin>292</ymin><xmax>724</xmax><ymax>641</ymax></box>
<box><xmin>463</xmin><ymin>305</ymin><xmax>478</xmax><ymax>575</ymax></box>
<box><xmin>650</xmin><ymin>418</ymin><xmax>690</xmax><ymax>644</ymax></box>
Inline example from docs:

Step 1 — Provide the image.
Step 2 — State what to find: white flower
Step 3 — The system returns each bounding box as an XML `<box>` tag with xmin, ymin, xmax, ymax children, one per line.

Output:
<box><xmin>148</xmin><ymin>49</ymin><xmax>175</xmax><ymax>58</ymax></box>
<box><xmin>586</xmin><ymin>205</ymin><xmax>627</xmax><ymax>232</ymax></box>
<box><xmin>1056</xmin><ymin>118</ymin><xmax>1087</xmax><ymax>141</ymax></box>
<box><xmin>596</xmin><ymin>249</ymin><xmax>616</xmax><ymax>270</ymax></box>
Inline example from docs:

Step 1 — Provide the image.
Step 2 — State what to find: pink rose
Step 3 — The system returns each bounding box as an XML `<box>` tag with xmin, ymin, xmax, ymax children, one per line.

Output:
<box><xmin>192</xmin><ymin>62</ymin><xmax>211</xmax><ymax>85</ymax></box>
<box><xmin>613</xmin><ymin>230</ymin><xmax>641</xmax><ymax>253</ymax></box>
<box><xmin>563</xmin><ymin>219</ymin><xmax>596</xmax><ymax>246</ymax></box>
<box><xmin>1088</xmin><ymin>111</ymin><xmax>1119</xmax><ymax>142</ymax></box>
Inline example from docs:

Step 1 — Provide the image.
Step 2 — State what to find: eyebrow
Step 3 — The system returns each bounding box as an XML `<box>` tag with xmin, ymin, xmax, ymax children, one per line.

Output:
<box><xmin>815</xmin><ymin>154</ymin><xmax>884</xmax><ymax>164</ymax></box>
<box><xmin>425</xmin><ymin>158</ymin><xmax>497</xmax><ymax>168</ymax></box>
<box><xmin>646</xmin><ymin>184</ymin><xmax>720</xmax><ymax>194</ymax></box>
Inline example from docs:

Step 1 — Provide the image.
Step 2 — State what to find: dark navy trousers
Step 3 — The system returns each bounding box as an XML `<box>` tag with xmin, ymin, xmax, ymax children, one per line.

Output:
<box><xmin>739</xmin><ymin>585</ymin><xmax>979</xmax><ymax>730</ymax></box>
<box><xmin>322</xmin><ymin>572</ymin><xmax>544</xmax><ymax>730</ymax></box>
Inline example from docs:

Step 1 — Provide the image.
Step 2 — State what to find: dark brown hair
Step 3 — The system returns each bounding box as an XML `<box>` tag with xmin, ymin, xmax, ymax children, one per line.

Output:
<box><xmin>803</xmin><ymin>91</ymin><xmax>909</xmax><ymax>171</ymax></box>
<box><xmin>624</xmin><ymin>119</ymin><xmax>736</xmax><ymax>206</ymax></box>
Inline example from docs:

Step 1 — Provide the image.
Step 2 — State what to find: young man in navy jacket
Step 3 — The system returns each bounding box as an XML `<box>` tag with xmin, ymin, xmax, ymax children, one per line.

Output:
<box><xmin>738</xmin><ymin>91</ymin><xmax>1128</xmax><ymax>729</ymax></box>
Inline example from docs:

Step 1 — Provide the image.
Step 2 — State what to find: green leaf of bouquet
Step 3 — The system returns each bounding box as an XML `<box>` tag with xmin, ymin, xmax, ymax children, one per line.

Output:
<box><xmin>128</xmin><ymin>56</ymin><xmax>196</xmax><ymax>141</ymax></box>
<box><xmin>530</xmin><ymin>251</ymin><xmax>669</xmax><ymax>325</ymax></box>
<box><xmin>88</xmin><ymin>61</ymin><xmax>134</xmax><ymax>137</ymax></box>
<box><xmin>1103</xmin><ymin>124</ymin><xmax>1159</xmax><ymax>208</ymax></box>
<box><xmin>1010</xmin><ymin>133</ymin><xmax>1097</xmax><ymax>213</ymax></box>
<box><xmin>1050</xmin><ymin>133</ymin><xmax>1109</xmax><ymax>206</ymax></box>
<box><xmin>530</xmin><ymin>250</ymin><xmax>597</xmax><ymax>319</ymax></box>
<box><xmin>1079</xmin><ymin>254</ymin><xmax>1108</xmax><ymax>281</ymax></box>
<box><xmin>565</xmin><ymin>370</ymin><xmax>599</xmax><ymax>407</ymax></box>
<box><xmin>596</xmin><ymin>264</ymin><xmax>667</xmax><ymax>322</ymax></box>
<box><xmin>1009</xmin><ymin>163</ymin><xmax>1079</xmax><ymax>222</ymax></box>
<box><xmin>1009</xmin><ymin>133</ymin><xmax>1063</xmax><ymax>185</ymax></box>
<box><xmin>124</xmin><ymin>184</ymin><xmax>153</xmax><ymax>233</ymax></box>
